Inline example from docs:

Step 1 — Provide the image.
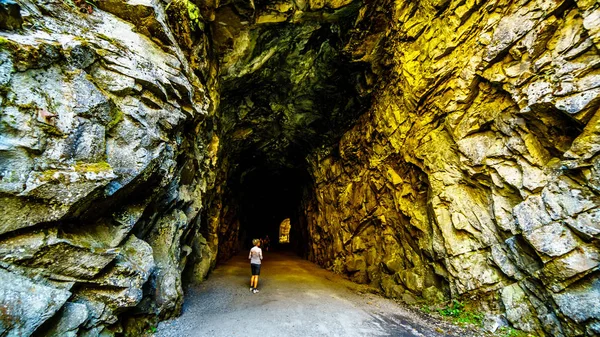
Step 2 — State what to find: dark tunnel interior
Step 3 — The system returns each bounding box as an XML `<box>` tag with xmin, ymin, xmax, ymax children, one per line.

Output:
<box><xmin>210</xmin><ymin>7</ymin><xmax>375</xmax><ymax>260</ymax></box>
<box><xmin>233</xmin><ymin>165</ymin><xmax>311</xmax><ymax>251</ymax></box>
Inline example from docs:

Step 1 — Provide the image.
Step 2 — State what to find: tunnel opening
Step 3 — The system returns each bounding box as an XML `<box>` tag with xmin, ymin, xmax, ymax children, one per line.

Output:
<box><xmin>278</xmin><ymin>218</ymin><xmax>291</xmax><ymax>244</ymax></box>
<box><xmin>208</xmin><ymin>1</ymin><xmax>375</xmax><ymax>263</ymax></box>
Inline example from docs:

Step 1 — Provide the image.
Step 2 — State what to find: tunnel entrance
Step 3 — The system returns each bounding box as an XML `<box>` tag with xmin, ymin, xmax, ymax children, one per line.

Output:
<box><xmin>209</xmin><ymin>1</ymin><xmax>373</xmax><ymax>262</ymax></box>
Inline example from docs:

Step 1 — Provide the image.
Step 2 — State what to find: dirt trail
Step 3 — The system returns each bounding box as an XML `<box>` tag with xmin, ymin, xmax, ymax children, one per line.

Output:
<box><xmin>157</xmin><ymin>251</ymin><xmax>471</xmax><ymax>337</ymax></box>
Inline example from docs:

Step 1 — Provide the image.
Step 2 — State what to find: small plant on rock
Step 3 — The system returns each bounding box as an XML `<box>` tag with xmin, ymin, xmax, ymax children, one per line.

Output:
<box><xmin>497</xmin><ymin>326</ymin><xmax>536</xmax><ymax>337</ymax></box>
<box><xmin>438</xmin><ymin>299</ymin><xmax>464</xmax><ymax>317</ymax></box>
<box><xmin>437</xmin><ymin>299</ymin><xmax>484</xmax><ymax>327</ymax></box>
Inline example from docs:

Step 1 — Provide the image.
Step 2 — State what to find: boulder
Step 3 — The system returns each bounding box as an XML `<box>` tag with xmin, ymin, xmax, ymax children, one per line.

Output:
<box><xmin>0</xmin><ymin>228</ymin><xmax>118</xmax><ymax>280</ymax></box>
<box><xmin>39</xmin><ymin>302</ymin><xmax>89</xmax><ymax>337</ymax></box>
<box><xmin>0</xmin><ymin>268</ymin><xmax>71</xmax><ymax>337</ymax></box>
<box><xmin>553</xmin><ymin>277</ymin><xmax>600</xmax><ymax>323</ymax></box>
<box><xmin>501</xmin><ymin>283</ymin><xmax>542</xmax><ymax>334</ymax></box>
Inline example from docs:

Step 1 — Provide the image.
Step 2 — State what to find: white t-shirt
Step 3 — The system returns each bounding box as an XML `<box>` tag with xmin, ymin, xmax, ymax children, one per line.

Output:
<box><xmin>249</xmin><ymin>246</ymin><xmax>262</xmax><ymax>264</ymax></box>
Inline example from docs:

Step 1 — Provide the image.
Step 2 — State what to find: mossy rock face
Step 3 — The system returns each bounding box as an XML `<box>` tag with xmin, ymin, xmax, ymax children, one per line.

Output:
<box><xmin>5</xmin><ymin>41</ymin><xmax>63</xmax><ymax>71</ymax></box>
<box><xmin>74</xmin><ymin>161</ymin><xmax>112</xmax><ymax>173</ymax></box>
<box><xmin>293</xmin><ymin>0</ymin><xmax>600</xmax><ymax>335</ymax></box>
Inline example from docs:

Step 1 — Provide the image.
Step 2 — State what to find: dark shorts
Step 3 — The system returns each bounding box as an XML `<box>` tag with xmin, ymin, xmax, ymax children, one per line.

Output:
<box><xmin>251</xmin><ymin>263</ymin><xmax>261</xmax><ymax>276</ymax></box>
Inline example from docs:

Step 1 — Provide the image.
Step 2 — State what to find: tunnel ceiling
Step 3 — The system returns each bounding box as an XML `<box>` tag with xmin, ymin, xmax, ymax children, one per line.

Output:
<box><xmin>209</xmin><ymin>0</ymin><xmax>374</xmax><ymax>178</ymax></box>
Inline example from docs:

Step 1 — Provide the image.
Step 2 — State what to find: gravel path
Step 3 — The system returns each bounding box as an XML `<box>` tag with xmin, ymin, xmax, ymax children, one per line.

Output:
<box><xmin>157</xmin><ymin>251</ymin><xmax>471</xmax><ymax>337</ymax></box>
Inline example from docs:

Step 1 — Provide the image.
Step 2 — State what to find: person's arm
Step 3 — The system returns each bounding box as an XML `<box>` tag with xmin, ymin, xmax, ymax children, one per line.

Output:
<box><xmin>259</xmin><ymin>249</ymin><xmax>263</xmax><ymax>260</ymax></box>
<box><xmin>249</xmin><ymin>249</ymin><xmax>252</xmax><ymax>260</ymax></box>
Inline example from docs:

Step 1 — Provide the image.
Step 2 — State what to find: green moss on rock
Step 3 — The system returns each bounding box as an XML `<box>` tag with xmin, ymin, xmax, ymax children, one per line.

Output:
<box><xmin>74</xmin><ymin>161</ymin><xmax>112</xmax><ymax>173</ymax></box>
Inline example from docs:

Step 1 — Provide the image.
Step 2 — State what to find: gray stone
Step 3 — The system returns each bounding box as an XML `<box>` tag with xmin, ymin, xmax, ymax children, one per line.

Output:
<box><xmin>75</xmin><ymin>297</ymin><xmax>116</xmax><ymax>328</ymax></box>
<box><xmin>523</xmin><ymin>222</ymin><xmax>579</xmax><ymax>258</ymax></box>
<box><xmin>555</xmin><ymin>88</ymin><xmax>600</xmax><ymax>118</ymax></box>
<box><xmin>501</xmin><ymin>283</ymin><xmax>540</xmax><ymax>333</ymax></box>
<box><xmin>40</xmin><ymin>302</ymin><xmax>89</xmax><ymax>337</ymax></box>
<box><xmin>0</xmin><ymin>52</ymin><xmax>13</xmax><ymax>87</ymax></box>
<box><xmin>504</xmin><ymin>236</ymin><xmax>544</xmax><ymax>279</ymax></box>
<box><xmin>71</xmin><ymin>71</ymin><xmax>113</xmax><ymax>124</ymax></box>
<box><xmin>483</xmin><ymin>0</ymin><xmax>561</xmax><ymax>62</ymax></box>
<box><xmin>553</xmin><ymin>277</ymin><xmax>600</xmax><ymax>323</ymax></box>
<box><xmin>491</xmin><ymin>243</ymin><xmax>525</xmax><ymax>280</ymax></box>
<box><xmin>59</xmin><ymin>216</ymin><xmax>136</xmax><ymax>250</ymax></box>
<box><xmin>78</xmin><ymin>326</ymin><xmax>115</xmax><ymax>337</ymax></box>
<box><xmin>0</xmin><ymin>228</ymin><xmax>118</xmax><ymax>280</ymax></box>
<box><xmin>482</xmin><ymin>314</ymin><xmax>509</xmax><ymax>333</ymax></box>
<box><xmin>89</xmin><ymin>66</ymin><xmax>138</xmax><ymax>96</ymax></box>
<box><xmin>514</xmin><ymin>195</ymin><xmax>552</xmax><ymax>233</ymax></box>
<box><xmin>95</xmin><ymin>0</ymin><xmax>173</xmax><ymax>47</ymax></box>
<box><xmin>145</xmin><ymin>210</ymin><xmax>189</xmax><ymax>316</ymax></box>
<box><xmin>0</xmin><ymin>268</ymin><xmax>71</xmax><ymax>337</ymax></box>
<box><xmin>540</xmin><ymin>244</ymin><xmax>599</xmax><ymax>290</ymax></box>
<box><xmin>542</xmin><ymin>177</ymin><xmax>599</xmax><ymax>221</ymax></box>
<box><xmin>68</xmin><ymin>43</ymin><xmax>97</xmax><ymax>69</ymax></box>
<box><xmin>64</xmin><ymin>119</ymin><xmax>106</xmax><ymax>162</ymax></box>
<box><xmin>587</xmin><ymin>321</ymin><xmax>600</xmax><ymax>335</ymax></box>
<box><xmin>88</xmin><ymin>235</ymin><xmax>154</xmax><ymax>289</ymax></box>
<box><xmin>564</xmin><ymin>208</ymin><xmax>600</xmax><ymax>239</ymax></box>
<box><xmin>0</xmin><ymin>1</ymin><xmax>213</xmax><ymax>335</ymax></box>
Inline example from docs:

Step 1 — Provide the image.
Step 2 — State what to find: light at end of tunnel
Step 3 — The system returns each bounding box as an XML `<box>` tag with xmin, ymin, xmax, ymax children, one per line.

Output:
<box><xmin>279</xmin><ymin>218</ymin><xmax>291</xmax><ymax>244</ymax></box>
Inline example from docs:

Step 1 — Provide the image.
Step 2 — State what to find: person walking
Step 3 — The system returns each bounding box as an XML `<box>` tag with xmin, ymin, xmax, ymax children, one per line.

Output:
<box><xmin>249</xmin><ymin>238</ymin><xmax>263</xmax><ymax>294</ymax></box>
<box><xmin>264</xmin><ymin>235</ymin><xmax>270</xmax><ymax>252</ymax></box>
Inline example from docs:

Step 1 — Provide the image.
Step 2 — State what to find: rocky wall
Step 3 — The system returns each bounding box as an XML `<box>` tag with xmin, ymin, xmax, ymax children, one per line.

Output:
<box><xmin>2</xmin><ymin>0</ymin><xmax>599</xmax><ymax>335</ymax></box>
<box><xmin>0</xmin><ymin>1</ymin><xmax>220</xmax><ymax>336</ymax></box>
<box><xmin>304</xmin><ymin>0</ymin><xmax>600</xmax><ymax>335</ymax></box>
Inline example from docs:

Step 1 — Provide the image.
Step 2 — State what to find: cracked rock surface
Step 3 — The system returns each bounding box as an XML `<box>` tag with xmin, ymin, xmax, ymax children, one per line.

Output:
<box><xmin>298</xmin><ymin>0</ymin><xmax>600</xmax><ymax>336</ymax></box>
<box><xmin>0</xmin><ymin>1</ymin><xmax>218</xmax><ymax>336</ymax></box>
<box><xmin>0</xmin><ymin>0</ymin><xmax>599</xmax><ymax>336</ymax></box>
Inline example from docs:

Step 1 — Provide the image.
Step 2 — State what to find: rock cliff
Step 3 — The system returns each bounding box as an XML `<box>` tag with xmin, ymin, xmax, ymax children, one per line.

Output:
<box><xmin>0</xmin><ymin>1</ymin><xmax>219</xmax><ymax>335</ymax></box>
<box><xmin>302</xmin><ymin>0</ymin><xmax>600</xmax><ymax>336</ymax></box>
<box><xmin>0</xmin><ymin>0</ymin><xmax>599</xmax><ymax>336</ymax></box>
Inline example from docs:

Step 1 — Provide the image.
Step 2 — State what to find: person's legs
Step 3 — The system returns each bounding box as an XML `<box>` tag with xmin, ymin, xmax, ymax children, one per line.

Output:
<box><xmin>250</xmin><ymin>264</ymin><xmax>261</xmax><ymax>293</ymax></box>
<box><xmin>250</xmin><ymin>264</ymin><xmax>256</xmax><ymax>290</ymax></box>
<box><xmin>250</xmin><ymin>263</ymin><xmax>258</xmax><ymax>289</ymax></box>
<box><xmin>254</xmin><ymin>264</ymin><xmax>260</xmax><ymax>292</ymax></box>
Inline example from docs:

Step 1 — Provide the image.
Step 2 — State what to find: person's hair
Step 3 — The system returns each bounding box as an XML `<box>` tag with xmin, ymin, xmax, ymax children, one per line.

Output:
<box><xmin>252</xmin><ymin>239</ymin><xmax>260</xmax><ymax>246</ymax></box>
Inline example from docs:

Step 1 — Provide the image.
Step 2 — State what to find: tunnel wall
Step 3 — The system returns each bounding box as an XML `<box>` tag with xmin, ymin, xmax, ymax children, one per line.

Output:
<box><xmin>0</xmin><ymin>1</ymin><xmax>222</xmax><ymax>336</ymax></box>
<box><xmin>302</xmin><ymin>0</ymin><xmax>600</xmax><ymax>335</ymax></box>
